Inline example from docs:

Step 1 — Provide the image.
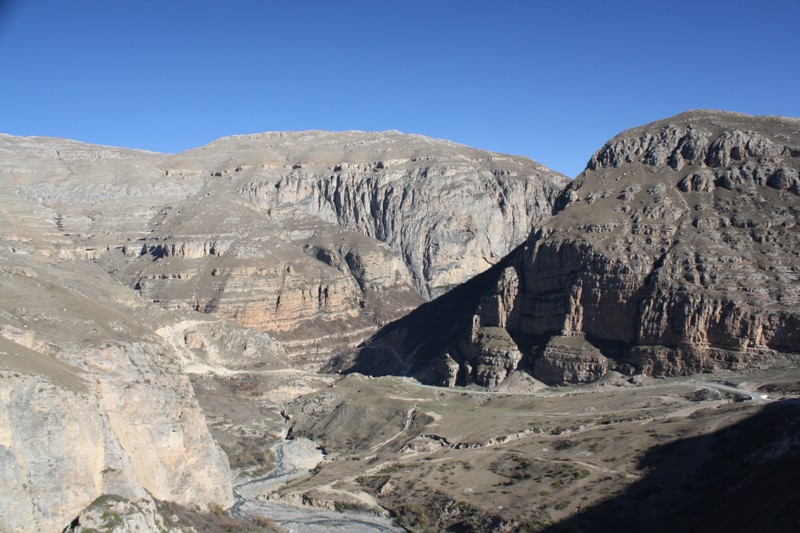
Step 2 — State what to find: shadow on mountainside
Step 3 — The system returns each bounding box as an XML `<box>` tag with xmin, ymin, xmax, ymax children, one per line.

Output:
<box><xmin>543</xmin><ymin>399</ymin><xmax>800</xmax><ymax>533</ymax></box>
<box><xmin>333</xmin><ymin>244</ymin><xmax>526</xmax><ymax>380</ymax></box>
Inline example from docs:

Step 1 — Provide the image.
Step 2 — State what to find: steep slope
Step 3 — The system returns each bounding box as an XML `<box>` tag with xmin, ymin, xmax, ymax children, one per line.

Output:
<box><xmin>1</xmin><ymin>131</ymin><xmax>567</xmax><ymax>367</ymax></box>
<box><xmin>0</xmin><ymin>250</ymin><xmax>236</xmax><ymax>532</ymax></box>
<box><xmin>352</xmin><ymin>111</ymin><xmax>800</xmax><ymax>386</ymax></box>
<box><xmin>0</xmin><ymin>169</ymin><xmax>294</xmax><ymax>530</ymax></box>
<box><xmin>0</xmin><ymin>129</ymin><xmax>566</xmax><ymax>528</ymax></box>
<box><xmin>215</xmin><ymin>131</ymin><xmax>565</xmax><ymax>298</ymax></box>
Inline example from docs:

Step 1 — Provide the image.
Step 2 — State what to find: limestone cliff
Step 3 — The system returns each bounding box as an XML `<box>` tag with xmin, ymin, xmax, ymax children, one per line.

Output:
<box><xmin>352</xmin><ymin>111</ymin><xmax>800</xmax><ymax>386</ymax></box>
<box><xmin>1</xmin><ymin>131</ymin><xmax>567</xmax><ymax>367</ymax></box>
<box><xmin>0</xmin><ymin>129</ymin><xmax>566</xmax><ymax>528</ymax></box>
<box><xmin>225</xmin><ymin>131</ymin><xmax>566</xmax><ymax>298</ymax></box>
<box><xmin>0</xmin><ymin>250</ymin><xmax>234</xmax><ymax>532</ymax></box>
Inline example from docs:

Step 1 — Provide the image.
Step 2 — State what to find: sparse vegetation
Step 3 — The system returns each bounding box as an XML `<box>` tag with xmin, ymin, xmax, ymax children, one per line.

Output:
<box><xmin>233</xmin><ymin>367</ymin><xmax>800</xmax><ymax>532</ymax></box>
<box><xmin>379</xmin><ymin>462</ymin><xmax>414</xmax><ymax>474</ymax></box>
<box><xmin>155</xmin><ymin>500</ymin><xmax>277</xmax><ymax>533</ymax></box>
<box><xmin>333</xmin><ymin>500</ymin><xmax>375</xmax><ymax>513</ymax></box>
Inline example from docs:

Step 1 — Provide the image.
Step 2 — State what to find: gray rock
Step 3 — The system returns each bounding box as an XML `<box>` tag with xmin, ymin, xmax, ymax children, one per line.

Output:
<box><xmin>0</xmin><ymin>252</ymin><xmax>233</xmax><ymax>532</ymax></box>
<box><xmin>0</xmin><ymin>131</ymin><xmax>567</xmax><ymax>368</ymax></box>
<box><xmin>0</xmin><ymin>129</ymin><xmax>566</xmax><ymax>526</ymax></box>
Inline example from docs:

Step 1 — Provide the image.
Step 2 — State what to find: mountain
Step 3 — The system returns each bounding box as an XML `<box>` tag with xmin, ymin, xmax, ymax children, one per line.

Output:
<box><xmin>1</xmin><ymin>131</ymin><xmax>567</xmax><ymax>368</ymax></box>
<box><xmin>351</xmin><ymin>111</ymin><xmax>800</xmax><ymax>387</ymax></box>
<box><xmin>0</xmin><ymin>251</ymin><xmax>238</xmax><ymax>531</ymax></box>
<box><xmin>4</xmin><ymin>114</ymin><xmax>799</xmax><ymax>531</ymax></box>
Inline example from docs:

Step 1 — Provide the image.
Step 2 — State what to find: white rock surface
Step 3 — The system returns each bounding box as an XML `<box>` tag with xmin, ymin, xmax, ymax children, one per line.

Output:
<box><xmin>0</xmin><ymin>250</ymin><xmax>233</xmax><ymax>532</ymax></box>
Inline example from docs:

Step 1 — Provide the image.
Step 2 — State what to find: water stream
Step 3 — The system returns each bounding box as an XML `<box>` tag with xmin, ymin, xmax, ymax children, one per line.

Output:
<box><xmin>230</xmin><ymin>437</ymin><xmax>404</xmax><ymax>532</ymax></box>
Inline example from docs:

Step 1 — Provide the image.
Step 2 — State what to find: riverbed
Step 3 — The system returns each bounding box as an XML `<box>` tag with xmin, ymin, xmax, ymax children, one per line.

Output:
<box><xmin>231</xmin><ymin>437</ymin><xmax>404</xmax><ymax>532</ymax></box>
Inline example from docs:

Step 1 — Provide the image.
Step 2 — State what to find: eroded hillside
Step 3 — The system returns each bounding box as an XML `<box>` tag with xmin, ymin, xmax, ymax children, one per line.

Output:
<box><xmin>2</xmin><ymin>115</ymin><xmax>799</xmax><ymax>532</ymax></box>
<box><xmin>353</xmin><ymin>111</ymin><xmax>800</xmax><ymax>388</ymax></box>
<box><xmin>2</xmin><ymin>131</ymin><xmax>567</xmax><ymax>367</ymax></box>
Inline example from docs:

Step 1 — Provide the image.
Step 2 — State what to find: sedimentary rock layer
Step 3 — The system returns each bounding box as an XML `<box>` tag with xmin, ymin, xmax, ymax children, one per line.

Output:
<box><xmin>1</xmin><ymin>131</ymin><xmax>566</xmax><ymax>366</ymax></box>
<box><xmin>0</xmin><ymin>251</ymin><xmax>234</xmax><ymax>532</ymax></box>
<box><xmin>0</xmin><ymin>129</ymin><xmax>566</xmax><ymax>527</ymax></box>
<box><xmin>353</xmin><ymin>111</ymin><xmax>800</xmax><ymax>386</ymax></box>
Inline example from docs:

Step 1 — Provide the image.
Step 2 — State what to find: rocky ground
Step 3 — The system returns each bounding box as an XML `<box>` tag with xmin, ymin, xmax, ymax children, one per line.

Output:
<box><xmin>217</xmin><ymin>367</ymin><xmax>800</xmax><ymax>532</ymax></box>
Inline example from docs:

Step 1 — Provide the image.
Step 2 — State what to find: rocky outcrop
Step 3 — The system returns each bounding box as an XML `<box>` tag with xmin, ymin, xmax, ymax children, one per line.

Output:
<box><xmin>522</xmin><ymin>111</ymin><xmax>800</xmax><ymax>367</ymax></box>
<box><xmin>461</xmin><ymin>324</ymin><xmax>523</xmax><ymax>388</ymax></box>
<box><xmin>533</xmin><ymin>335</ymin><xmax>609</xmax><ymax>385</ymax></box>
<box><xmin>353</xmin><ymin>111</ymin><xmax>800</xmax><ymax>386</ymax></box>
<box><xmin>106</xmin><ymin>196</ymin><xmax>420</xmax><ymax>368</ymax></box>
<box><xmin>477</xmin><ymin>266</ymin><xmax>521</xmax><ymax>329</ymax></box>
<box><xmin>235</xmin><ymin>139</ymin><xmax>566</xmax><ymax>298</ymax></box>
<box><xmin>0</xmin><ymin>251</ymin><xmax>233</xmax><ymax>532</ymax></box>
<box><xmin>64</xmin><ymin>495</ymin><xmax>174</xmax><ymax>533</ymax></box>
<box><xmin>441</xmin><ymin>313</ymin><xmax>528</xmax><ymax>388</ymax></box>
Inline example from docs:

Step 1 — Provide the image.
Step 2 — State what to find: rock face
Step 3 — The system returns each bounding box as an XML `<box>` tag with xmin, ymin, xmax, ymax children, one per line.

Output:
<box><xmin>1</xmin><ymin>131</ymin><xmax>567</xmax><ymax>367</ymax></box>
<box><xmin>523</xmin><ymin>111</ymin><xmax>800</xmax><ymax>376</ymax></box>
<box><xmin>533</xmin><ymin>336</ymin><xmax>609</xmax><ymax>385</ymax></box>
<box><xmin>0</xmin><ymin>251</ymin><xmax>234</xmax><ymax>532</ymax></box>
<box><xmin>232</xmin><ymin>140</ymin><xmax>562</xmax><ymax>299</ymax></box>
<box><xmin>353</xmin><ymin>111</ymin><xmax>800</xmax><ymax>386</ymax></box>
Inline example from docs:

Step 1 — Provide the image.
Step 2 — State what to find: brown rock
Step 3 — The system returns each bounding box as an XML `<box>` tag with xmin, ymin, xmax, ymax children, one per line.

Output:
<box><xmin>533</xmin><ymin>335</ymin><xmax>609</xmax><ymax>385</ymax></box>
<box><xmin>354</xmin><ymin>111</ymin><xmax>800</xmax><ymax>386</ymax></box>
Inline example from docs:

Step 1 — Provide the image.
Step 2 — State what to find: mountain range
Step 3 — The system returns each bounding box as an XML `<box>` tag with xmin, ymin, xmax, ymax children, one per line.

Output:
<box><xmin>1</xmin><ymin>111</ymin><xmax>798</xmax><ymax>531</ymax></box>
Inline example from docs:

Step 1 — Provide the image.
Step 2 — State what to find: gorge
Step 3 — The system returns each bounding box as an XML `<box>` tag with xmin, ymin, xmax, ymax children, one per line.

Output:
<box><xmin>1</xmin><ymin>111</ymin><xmax>799</xmax><ymax>532</ymax></box>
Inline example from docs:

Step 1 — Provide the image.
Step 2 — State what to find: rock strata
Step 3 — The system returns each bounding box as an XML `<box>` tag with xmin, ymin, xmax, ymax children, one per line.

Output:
<box><xmin>0</xmin><ymin>131</ymin><xmax>567</xmax><ymax>367</ymax></box>
<box><xmin>533</xmin><ymin>335</ymin><xmax>609</xmax><ymax>385</ymax></box>
<box><xmin>353</xmin><ymin>111</ymin><xmax>800</xmax><ymax>386</ymax></box>
<box><xmin>0</xmin><ymin>129</ymin><xmax>566</xmax><ymax>527</ymax></box>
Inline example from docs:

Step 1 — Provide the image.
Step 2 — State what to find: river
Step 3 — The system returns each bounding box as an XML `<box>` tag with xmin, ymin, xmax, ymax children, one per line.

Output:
<box><xmin>230</xmin><ymin>437</ymin><xmax>405</xmax><ymax>532</ymax></box>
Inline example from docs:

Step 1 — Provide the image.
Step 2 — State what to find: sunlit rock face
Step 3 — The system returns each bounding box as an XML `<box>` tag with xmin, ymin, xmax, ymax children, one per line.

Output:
<box><xmin>0</xmin><ymin>252</ymin><xmax>233</xmax><ymax>532</ymax></box>
<box><xmin>354</xmin><ymin>111</ymin><xmax>800</xmax><ymax>387</ymax></box>
<box><xmin>0</xmin><ymin>129</ymin><xmax>566</xmax><ymax>529</ymax></box>
<box><xmin>0</xmin><ymin>131</ymin><xmax>567</xmax><ymax>368</ymax></box>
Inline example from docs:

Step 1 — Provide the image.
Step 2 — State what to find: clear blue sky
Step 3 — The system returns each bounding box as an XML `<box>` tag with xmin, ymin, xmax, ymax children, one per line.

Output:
<box><xmin>1</xmin><ymin>0</ymin><xmax>798</xmax><ymax>177</ymax></box>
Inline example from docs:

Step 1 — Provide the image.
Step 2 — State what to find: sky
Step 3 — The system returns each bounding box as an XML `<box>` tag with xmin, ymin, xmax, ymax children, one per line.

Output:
<box><xmin>1</xmin><ymin>0</ymin><xmax>799</xmax><ymax>178</ymax></box>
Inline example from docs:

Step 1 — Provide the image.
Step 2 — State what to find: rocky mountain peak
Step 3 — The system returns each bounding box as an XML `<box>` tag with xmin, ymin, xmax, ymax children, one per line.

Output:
<box><xmin>353</xmin><ymin>111</ymin><xmax>800</xmax><ymax>388</ymax></box>
<box><xmin>586</xmin><ymin>110</ymin><xmax>800</xmax><ymax>186</ymax></box>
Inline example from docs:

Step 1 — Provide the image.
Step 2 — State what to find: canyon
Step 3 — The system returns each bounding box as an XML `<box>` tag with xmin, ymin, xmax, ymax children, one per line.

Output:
<box><xmin>1</xmin><ymin>112</ymin><xmax>799</xmax><ymax>531</ymax></box>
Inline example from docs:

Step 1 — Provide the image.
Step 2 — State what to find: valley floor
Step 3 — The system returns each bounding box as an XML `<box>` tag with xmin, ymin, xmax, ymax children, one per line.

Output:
<box><xmin>196</xmin><ymin>366</ymin><xmax>800</xmax><ymax>532</ymax></box>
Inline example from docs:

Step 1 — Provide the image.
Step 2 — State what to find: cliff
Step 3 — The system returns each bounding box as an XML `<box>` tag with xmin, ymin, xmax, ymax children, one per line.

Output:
<box><xmin>0</xmin><ymin>250</ymin><xmax>234</xmax><ymax>532</ymax></box>
<box><xmin>352</xmin><ymin>111</ymin><xmax>800</xmax><ymax>386</ymax></box>
<box><xmin>0</xmin><ymin>129</ymin><xmax>566</xmax><ymax>527</ymax></box>
<box><xmin>1</xmin><ymin>130</ymin><xmax>567</xmax><ymax>367</ymax></box>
